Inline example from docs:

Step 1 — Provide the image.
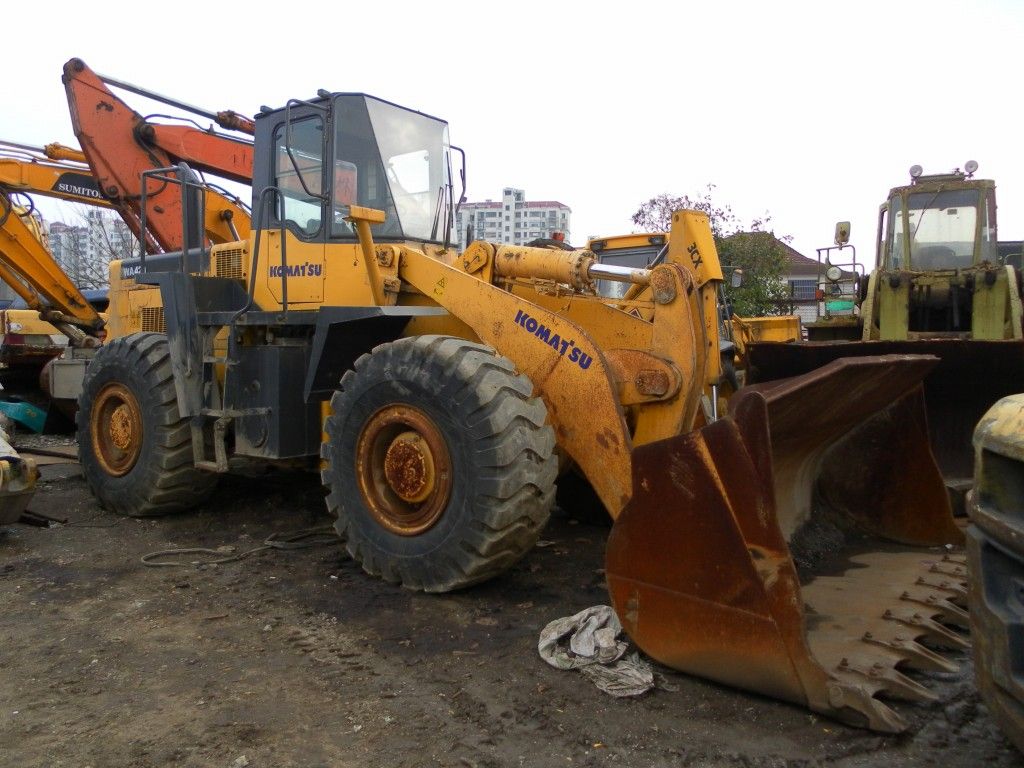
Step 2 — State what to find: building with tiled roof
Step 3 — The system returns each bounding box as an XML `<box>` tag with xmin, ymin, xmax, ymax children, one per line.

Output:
<box><xmin>722</xmin><ymin>232</ymin><xmax>835</xmax><ymax>324</ymax></box>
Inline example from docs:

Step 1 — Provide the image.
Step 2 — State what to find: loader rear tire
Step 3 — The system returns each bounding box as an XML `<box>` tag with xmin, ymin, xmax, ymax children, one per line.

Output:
<box><xmin>77</xmin><ymin>333</ymin><xmax>217</xmax><ymax>517</ymax></box>
<box><xmin>321</xmin><ymin>335</ymin><xmax>557</xmax><ymax>592</ymax></box>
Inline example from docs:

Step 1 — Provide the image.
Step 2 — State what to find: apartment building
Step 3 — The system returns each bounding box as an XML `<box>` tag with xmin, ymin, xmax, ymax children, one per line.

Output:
<box><xmin>48</xmin><ymin>209</ymin><xmax>136</xmax><ymax>288</ymax></box>
<box><xmin>455</xmin><ymin>187</ymin><xmax>571</xmax><ymax>249</ymax></box>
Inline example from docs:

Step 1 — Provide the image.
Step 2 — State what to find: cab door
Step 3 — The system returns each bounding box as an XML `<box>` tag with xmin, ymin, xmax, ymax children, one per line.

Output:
<box><xmin>259</xmin><ymin>111</ymin><xmax>327</xmax><ymax>307</ymax></box>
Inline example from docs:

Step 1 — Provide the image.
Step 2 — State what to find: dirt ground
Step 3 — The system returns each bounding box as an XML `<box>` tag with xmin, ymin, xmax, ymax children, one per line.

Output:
<box><xmin>0</xmin><ymin>439</ymin><xmax>1019</xmax><ymax>768</ymax></box>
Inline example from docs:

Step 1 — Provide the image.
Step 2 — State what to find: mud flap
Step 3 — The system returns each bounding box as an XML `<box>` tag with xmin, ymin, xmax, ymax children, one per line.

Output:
<box><xmin>606</xmin><ymin>355</ymin><xmax>968</xmax><ymax>732</ymax></box>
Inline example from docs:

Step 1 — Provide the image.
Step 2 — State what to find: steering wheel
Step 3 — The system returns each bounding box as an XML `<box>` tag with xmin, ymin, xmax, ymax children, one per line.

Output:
<box><xmin>913</xmin><ymin>245</ymin><xmax>956</xmax><ymax>270</ymax></box>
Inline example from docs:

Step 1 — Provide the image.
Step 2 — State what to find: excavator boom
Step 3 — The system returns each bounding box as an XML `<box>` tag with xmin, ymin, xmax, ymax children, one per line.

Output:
<box><xmin>0</xmin><ymin>144</ymin><xmax>109</xmax><ymax>335</ymax></box>
<box><xmin>0</xmin><ymin>145</ymin><xmax>109</xmax><ymax>208</ymax></box>
<box><xmin>62</xmin><ymin>58</ymin><xmax>252</xmax><ymax>252</ymax></box>
<box><xmin>95</xmin><ymin>68</ymin><xmax>256</xmax><ymax>136</ymax></box>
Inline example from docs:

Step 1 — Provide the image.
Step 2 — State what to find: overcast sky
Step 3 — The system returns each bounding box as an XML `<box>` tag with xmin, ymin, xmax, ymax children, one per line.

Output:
<box><xmin>3</xmin><ymin>0</ymin><xmax>1021</xmax><ymax>262</ymax></box>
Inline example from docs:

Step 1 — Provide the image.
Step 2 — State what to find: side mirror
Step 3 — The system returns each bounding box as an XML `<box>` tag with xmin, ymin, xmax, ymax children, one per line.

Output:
<box><xmin>730</xmin><ymin>268</ymin><xmax>744</xmax><ymax>288</ymax></box>
<box><xmin>834</xmin><ymin>221</ymin><xmax>851</xmax><ymax>246</ymax></box>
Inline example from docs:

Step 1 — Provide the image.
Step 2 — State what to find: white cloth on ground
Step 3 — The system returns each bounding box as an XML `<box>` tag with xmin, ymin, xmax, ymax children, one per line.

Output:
<box><xmin>538</xmin><ymin>605</ymin><xmax>654</xmax><ymax>697</ymax></box>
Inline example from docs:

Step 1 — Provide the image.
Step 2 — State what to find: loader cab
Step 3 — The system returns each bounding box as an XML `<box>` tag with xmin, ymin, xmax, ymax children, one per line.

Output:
<box><xmin>878</xmin><ymin>168</ymin><xmax>998</xmax><ymax>272</ymax></box>
<box><xmin>867</xmin><ymin>165</ymin><xmax>1019</xmax><ymax>340</ymax></box>
<box><xmin>588</xmin><ymin>233</ymin><xmax>667</xmax><ymax>298</ymax></box>
<box><xmin>253</xmin><ymin>93</ymin><xmax>455</xmax><ymax>245</ymax></box>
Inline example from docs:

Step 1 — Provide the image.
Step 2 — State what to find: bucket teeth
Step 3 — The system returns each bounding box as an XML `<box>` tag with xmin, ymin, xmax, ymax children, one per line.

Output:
<box><xmin>898</xmin><ymin>589</ymin><xmax>970</xmax><ymax>629</ymax></box>
<box><xmin>930</xmin><ymin>561</ymin><xmax>967</xmax><ymax>580</ymax></box>
<box><xmin>825</xmin><ymin>678</ymin><xmax>907</xmax><ymax>733</ymax></box>
<box><xmin>801</xmin><ymin>548</ymin><xmax>970</xmax><ymax>732</ymax></box>
<box><xmin>882</xmin><ymin>607</ymin><xmax>970</xmax><ymax>650</ymax></box>
<box><xmin>833</xmin><ymin>659</ymin><xmax>937</xmax><ymax>703</ymax></box>
<box><xmin>913</xmin><ymin>577</ymin><xmax>966</xmax><ymax>614</ymax></box>
<box><xmin>861</xmin><ymin>632</ymin><xmax>959</xmax><ymax>673</ymax></box>
<box><xmin>915</xmin><ymin>574</ymin><xmax>968</xmax><ymax>601</ymax></box>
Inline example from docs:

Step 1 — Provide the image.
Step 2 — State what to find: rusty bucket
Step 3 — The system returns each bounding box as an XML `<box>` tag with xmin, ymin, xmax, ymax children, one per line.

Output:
<box><xmin>745</xmin><ymin>338</ymin><xmax>1024</xmax><ymax>481</ymax></box>
<box><xmin>605</xmin><ymin>355</ymin><xmax>968</xmax><ymax>732</ymax></box>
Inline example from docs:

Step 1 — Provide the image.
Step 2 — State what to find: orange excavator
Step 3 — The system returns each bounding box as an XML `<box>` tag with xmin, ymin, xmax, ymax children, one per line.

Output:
<box><xmin>62</xmin><ymin>58</ymin><xmax>253</xmax><ymax>253</ymax></box>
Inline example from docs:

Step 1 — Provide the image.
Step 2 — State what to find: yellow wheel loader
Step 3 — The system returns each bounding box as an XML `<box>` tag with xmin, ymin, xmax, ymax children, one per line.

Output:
<box><xmin>77</xmin><ymin>91</ymin><xmax>965</xmax><ymax>732</ymax></box>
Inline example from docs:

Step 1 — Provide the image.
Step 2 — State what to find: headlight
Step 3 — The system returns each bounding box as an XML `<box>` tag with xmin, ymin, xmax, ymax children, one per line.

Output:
<box><xmin>825</xmin><ymin>265</ymin><xmax>843</xmax><ymax>282</ymax></box>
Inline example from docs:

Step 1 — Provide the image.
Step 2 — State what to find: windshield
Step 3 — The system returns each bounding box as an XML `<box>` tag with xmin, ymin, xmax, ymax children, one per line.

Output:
<box><xmin>332</xmin><ymin>95</ymin><xmax>452</xmax><ymax>242</ymax></box>
<box><xmin>594</xmin><ymin>244</ymin><xmax>662</xmax><ymax>298</ymax></box>
<box><xmin>905</xmin><ymin>188</ymin><xmax>980</xmax><ymax>270</ymax></box>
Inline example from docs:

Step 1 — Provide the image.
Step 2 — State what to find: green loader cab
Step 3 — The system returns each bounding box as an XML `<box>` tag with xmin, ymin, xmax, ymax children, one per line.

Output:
<box><xmin>865</xmin><ymin>163</ymin><xmax>1022</xmax><ymax>341</ymax></box>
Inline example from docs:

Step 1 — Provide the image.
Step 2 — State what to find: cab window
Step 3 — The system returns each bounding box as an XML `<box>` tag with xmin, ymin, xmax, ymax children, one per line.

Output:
<box><xmin>907</xmin><ymin>189</ymin><xmax>979</xmax><ymax>270</ymax></box>
<box><xmin>886</xmin><ymin>196</ymin><xmax>904</xmax><ymax>269</ymax></box>
<box><xmin>274</xmin><ymin>117</ymin><xmax>325</xmax><ymax>236</ymax></box>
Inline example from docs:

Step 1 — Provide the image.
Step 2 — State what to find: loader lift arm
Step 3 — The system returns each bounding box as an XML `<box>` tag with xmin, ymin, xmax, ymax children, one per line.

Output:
<box><xmin>62</xmin><ymin>58</ymin><xmax>253</xmax><ymax>253</ymax></box>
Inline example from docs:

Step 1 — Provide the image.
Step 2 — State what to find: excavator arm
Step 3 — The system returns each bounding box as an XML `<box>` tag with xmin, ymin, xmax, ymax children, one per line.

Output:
<box><xmin>0</xmin><ymin>145</ymin><xmax>110</xmax><ymax>338</ymax></box>
<box><xmin>0</xmin><ymin>199</ymin><xmax>104</xmax><ymax>341</ymax></box>
<box><xmin>62</xmin><ymin>58</ymin><xmax>252</xmax><ymax>252</ymax></box>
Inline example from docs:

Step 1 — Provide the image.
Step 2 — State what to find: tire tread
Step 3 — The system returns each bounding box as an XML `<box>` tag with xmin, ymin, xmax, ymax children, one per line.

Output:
<box><xmin>77</xmin><ymin>333</ymin><xmax>217</xmax><ymax>517</ymax></box>
<box><xmin>322</xmin><ymin>335</ymin><xmax>555</xmax><ymax>592</ymax></box>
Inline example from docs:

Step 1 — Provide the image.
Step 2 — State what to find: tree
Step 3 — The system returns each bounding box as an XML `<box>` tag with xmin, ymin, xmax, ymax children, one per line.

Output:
<box><xmin>717</xmin><ymin>231</ymin><xmax>792</xmax><ymax>316</ymax></box>
<box><xmin>631</xmin><ymin>186</ymin><xmax>791</xmax><ymax>316</ymax></box>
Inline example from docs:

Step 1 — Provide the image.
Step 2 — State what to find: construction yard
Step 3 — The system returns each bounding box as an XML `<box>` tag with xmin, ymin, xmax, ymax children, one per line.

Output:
<box><xmin>0</xmin><ymin>437</ymin><xmax>1017</xmax><ymax>768</ymax></box>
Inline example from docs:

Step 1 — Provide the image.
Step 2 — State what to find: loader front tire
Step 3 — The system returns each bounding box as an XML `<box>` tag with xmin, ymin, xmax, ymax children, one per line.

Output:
<box><xmin>321</xmin><ymin>335</ymin><xmax>557</xmax><ymax>592</ymax></box>
<box><xmin>77</xmin><ymin>333</ymin><xmax>217</xmax><ymax>517</ymax></box>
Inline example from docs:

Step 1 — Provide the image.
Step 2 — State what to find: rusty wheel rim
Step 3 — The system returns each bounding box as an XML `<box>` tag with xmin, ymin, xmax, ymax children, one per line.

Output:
<box><xmin>91</xmin><ymin>382</ymin><xmax>144</xmax><ymax>477</ymax></box>
<box><xmin>355</xmin><ymin>404</ymin><xmax>452</xmax><ymax>536</ymax></box>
